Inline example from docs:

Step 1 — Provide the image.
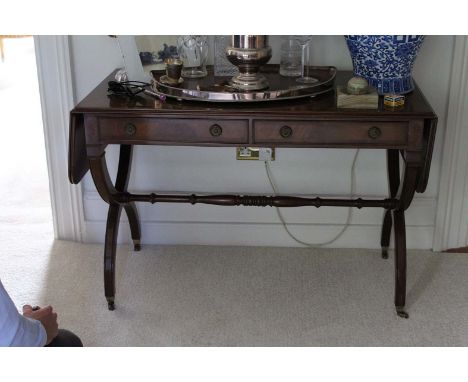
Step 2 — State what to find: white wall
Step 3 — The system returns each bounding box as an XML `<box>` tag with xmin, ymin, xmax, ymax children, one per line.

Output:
<box><xmin>69</xmin><ymin>35</ymin><xmax>454</xmax><ymax>248</ymax></box>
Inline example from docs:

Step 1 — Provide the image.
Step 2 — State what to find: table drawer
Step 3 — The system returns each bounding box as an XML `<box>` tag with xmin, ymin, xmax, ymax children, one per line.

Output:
<box><xmin>97</xmin><ymin>117</ymin><xmax>249</xmax><ymax>144</ymax></box>
<box><xmin>253</xmin><ymin>120</ymin><xmax>409</xmax><ymax>147</ymax></box>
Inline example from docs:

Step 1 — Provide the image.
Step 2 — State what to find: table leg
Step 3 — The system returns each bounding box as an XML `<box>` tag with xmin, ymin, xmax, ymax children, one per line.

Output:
<box><xmin>115</xmin><ymin>145</ymin><xmax>141</xmax><ymax>251</ymax></box>
<box><xmin>380</xmin><ymin>211</ymin><xmax>392</xmax><ymax>259</ymax></box>
<box><xmin>104</xmin><ymin>204</ymin><xmax>122</xmax><ymax>311</ymax></box>
<box><xmin>381</xmin><ymin>149</ymin><xmax>400</xmax><ymax>259</ymax></box>
<box><xmin>392</xmin><ymin>162</ymin><xmax>419</xmax><ymax>319</ymax></box>
<box><xmin>393</xmin><ymin>209</ymin><xmax>409</xmax><ymax>318</ymax></box>
<box><xmin>124</xmin><ymin>202</ymin><xmax>141</xmax><ymax>251</ymax></box>
<box><xmin>89</xmin><ymin>145</ymin><xmax>139</xmax><ymax>310</ymax></box>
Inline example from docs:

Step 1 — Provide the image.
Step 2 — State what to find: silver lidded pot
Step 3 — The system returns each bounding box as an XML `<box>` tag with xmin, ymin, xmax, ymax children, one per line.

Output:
<box><xmin>226</xmin><ymin>35</ymin><xmax>272</xmax><ymax>91</ymax></box>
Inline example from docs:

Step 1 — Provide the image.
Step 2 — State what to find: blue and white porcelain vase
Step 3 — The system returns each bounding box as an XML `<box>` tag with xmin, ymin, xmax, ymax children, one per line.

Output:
<box><xmin>344</xmin><ymin>35</ymin><xmax>425</xmax><ymax>94</ymax></box>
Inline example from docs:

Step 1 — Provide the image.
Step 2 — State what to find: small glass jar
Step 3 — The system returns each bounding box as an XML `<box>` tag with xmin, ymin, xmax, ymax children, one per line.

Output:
<box><xmin>177</xmin><ymin>35</ymin><xmax>208</xmax><ymax>78</ymax></box>
<box><xmin>279</xmin><ymin>36</ymin><xmax>302</xmax><ymax>77</ymax></box>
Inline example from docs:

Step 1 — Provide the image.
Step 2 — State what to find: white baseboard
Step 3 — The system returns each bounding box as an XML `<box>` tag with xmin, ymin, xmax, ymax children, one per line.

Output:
<box><xmin>82</xmin><ymin>192</ymin><xmax>436</xmax><ymax>249</ymax></box>
<box><xmin>83</xmin><ymin>221</ymin><xmax>434</xmax><ymax>249</ymax></box>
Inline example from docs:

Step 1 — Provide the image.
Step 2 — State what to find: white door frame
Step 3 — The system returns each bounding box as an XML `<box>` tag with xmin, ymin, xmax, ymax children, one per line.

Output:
<box><xmin>433</xmin><ymin>35</ymin><xmax>468</xmax><ymax>251</ymax></box>
<box><xmin>34</xmin><ymin>35</ymin><xmax>84</xmax><ymax>242</ymax></box>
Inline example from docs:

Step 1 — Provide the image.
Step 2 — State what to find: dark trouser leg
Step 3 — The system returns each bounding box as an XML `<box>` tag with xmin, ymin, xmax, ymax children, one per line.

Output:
<box><xmin>46</xmin><ymin>329</ymin><xmax>83</xmax><ymax>347</ymax></box>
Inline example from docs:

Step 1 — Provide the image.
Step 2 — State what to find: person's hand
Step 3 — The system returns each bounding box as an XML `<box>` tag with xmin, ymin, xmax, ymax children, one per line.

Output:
<box><xmin>22</xmin><ymin>305</ymin><xmax>59</xmax><ymax>345</ymax></box>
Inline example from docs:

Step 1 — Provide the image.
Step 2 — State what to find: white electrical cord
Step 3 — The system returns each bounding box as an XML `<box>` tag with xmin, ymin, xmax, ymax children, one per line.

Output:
<box><xmin>264</xmin><ymin>149</ymin><xmax>360</xmax><ymax>247</ymax></box>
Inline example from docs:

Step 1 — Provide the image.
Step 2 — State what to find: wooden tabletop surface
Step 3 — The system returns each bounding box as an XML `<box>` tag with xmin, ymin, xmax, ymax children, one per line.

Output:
<box><xmin>73</xmin><ymin>68</ymin><xmax>436</xmax><ymax>119</ymax></box>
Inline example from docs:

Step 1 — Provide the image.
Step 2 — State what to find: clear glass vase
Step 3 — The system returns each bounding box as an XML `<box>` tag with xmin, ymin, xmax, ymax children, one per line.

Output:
<box><xmin>177</xmin><ymin>35</ymin><xmax>208</xmax><ymax>78</ymax></box>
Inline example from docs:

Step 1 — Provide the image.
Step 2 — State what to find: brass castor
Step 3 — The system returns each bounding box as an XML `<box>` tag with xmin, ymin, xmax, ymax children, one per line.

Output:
<box><xmin>381</xmin><ymin>247</ymin><xmax>389</xmax><ymax>259</ymax></box>
<box><xmin>133</xmin><ymin>240</ymin><xmax>141</xmax><ymax>252</ymax></box>
<box><xmin>396</xmin><ymin>306</ymin><xmax>409</xmax><ymax>319</ymax></box>
<box><xmin>107</xmin><ymin>297</ymin><xmax>115</xmax><ymax>311</ymax></box>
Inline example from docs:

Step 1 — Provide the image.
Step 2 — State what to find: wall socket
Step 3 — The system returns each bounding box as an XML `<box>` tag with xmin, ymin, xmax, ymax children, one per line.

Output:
<box><xmin>236</xmin><ymin>147</ymin><xmax>275</xmax><ymax>161</ymax></box>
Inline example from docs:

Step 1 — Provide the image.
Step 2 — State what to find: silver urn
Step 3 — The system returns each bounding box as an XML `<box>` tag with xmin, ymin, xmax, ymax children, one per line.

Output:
<box><xmin>225</xmin><ymin>35</ymin><xmax>272</xmax><ymax>91</ymax></box>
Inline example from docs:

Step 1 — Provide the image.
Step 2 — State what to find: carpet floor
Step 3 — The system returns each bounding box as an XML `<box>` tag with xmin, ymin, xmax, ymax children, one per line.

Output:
<box><xmin>2</xmin><ymin>239</ymin><xmax>468</xmax><ymax>346</ymax></box>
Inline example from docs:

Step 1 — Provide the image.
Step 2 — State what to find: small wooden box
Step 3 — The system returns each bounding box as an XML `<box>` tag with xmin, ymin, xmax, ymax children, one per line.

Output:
<box><xmin>336</xmin><ymin>86</ymin><xmax>379</xmax><ymax>109</ymax></box>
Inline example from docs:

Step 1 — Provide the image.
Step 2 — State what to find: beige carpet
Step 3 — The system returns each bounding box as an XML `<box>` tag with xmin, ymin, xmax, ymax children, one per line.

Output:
<box><xmin>2</xmin><ymin>239</ymin><xmax>468</xmax><ymax>346</ymax></box>
<box><xmin>0</xmin><ymin>37</ymin><xmax>55</xmax><ymax>311</ymax></box>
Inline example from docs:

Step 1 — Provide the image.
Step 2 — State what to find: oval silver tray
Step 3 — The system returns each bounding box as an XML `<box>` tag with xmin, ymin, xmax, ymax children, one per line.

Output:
<box><xmin>149</xmin><ymin>65</ymin><xmax>336</xmax><ymax>103</ymax></box>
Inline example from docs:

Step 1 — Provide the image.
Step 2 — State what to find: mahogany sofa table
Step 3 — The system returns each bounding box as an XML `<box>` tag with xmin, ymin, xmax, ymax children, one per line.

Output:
<box><xmin>68</xmin><ymin>70</ymin><xmax>437</xmax><ymax>318</ymax></box>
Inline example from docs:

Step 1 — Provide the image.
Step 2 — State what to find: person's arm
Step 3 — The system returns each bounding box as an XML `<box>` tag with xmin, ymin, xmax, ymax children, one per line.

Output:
<box><xmin>0</xmin><ymin>280</ymin><xmax>47</xmax><ymax>347</ymax></box>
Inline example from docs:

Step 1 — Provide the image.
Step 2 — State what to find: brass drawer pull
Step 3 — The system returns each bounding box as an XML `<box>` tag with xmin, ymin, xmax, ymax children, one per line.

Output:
<box><xmin>209</xmin><ymin>124</ymin><xmax>223</xmax><ymax>137</ymax></box>
<box><xmin>124</xmin><ymin>123</ymin><xmax>137</xmax><ymax>136</ymax></box>
<box><xmin>280</xmin><ymin>125</ymin><xmax>293</xmax><ymax>138</ymax></box>
<box><xmin>368</xmin><ymin>126</ymin><xmax>382</xmax><ymax>139</ymax></box>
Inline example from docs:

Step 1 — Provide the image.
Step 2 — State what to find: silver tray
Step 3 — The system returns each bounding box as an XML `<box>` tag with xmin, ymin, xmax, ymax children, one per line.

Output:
<box><xmin>148</xmin><ymin>65</ymin><xmax>336</xmax><ymax>103</ymax></box>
